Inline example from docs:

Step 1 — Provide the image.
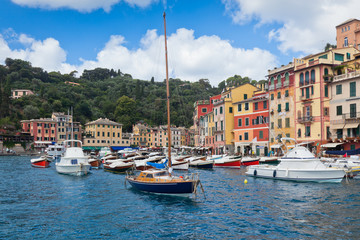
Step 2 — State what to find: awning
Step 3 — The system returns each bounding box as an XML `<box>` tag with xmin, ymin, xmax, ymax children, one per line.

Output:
<box><xmin>82</xmin><ymin>146</ymin><xmax>102</xmax><ymax>150</ymax></box>
<box><xmin>320</xmin><ymin>142</ymin><xmax>343</xmax><ymax>148</ymax></box>
<box><xmin>344</xmin><ymin>123</ymin><xmax>359</xmax><ymax>129</ymax></box>
<box><xmin>330</xmin><ymin>124</ymin><xmax>345</xmax><ymax>129</ymax></box>
<box><xmin>270</xmin><ymin>144</ymin><xmax>282</xmax><ymax>149</ymax></box>
<box><xmin>288</xmin><ymin>141</ymin><xmax>314</xmax><ymax>148</ymax></box>
<box><xmin>236</xmin><ymin>142</ymin><xmax>251</xmax><ymax>146</ymax></box>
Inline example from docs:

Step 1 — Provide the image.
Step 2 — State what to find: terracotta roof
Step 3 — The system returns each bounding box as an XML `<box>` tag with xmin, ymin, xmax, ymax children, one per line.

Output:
<box><xmin>336</xmin><ymin>18</ymin><xmax>359</xmax><ymax>27</ymax></box>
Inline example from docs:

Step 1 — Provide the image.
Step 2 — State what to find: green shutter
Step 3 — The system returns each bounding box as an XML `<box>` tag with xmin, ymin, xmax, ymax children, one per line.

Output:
<box><xmin>350</xmin><ymin>82</ymin><xmax>356</xmax><ymax>97</ymax></box>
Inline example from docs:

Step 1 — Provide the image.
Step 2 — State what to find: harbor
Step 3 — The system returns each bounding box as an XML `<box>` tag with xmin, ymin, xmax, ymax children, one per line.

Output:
<box><xmin>0</xmin><ymin>155</ymin><xmax>359</xmax><ymax>239</ymax></box>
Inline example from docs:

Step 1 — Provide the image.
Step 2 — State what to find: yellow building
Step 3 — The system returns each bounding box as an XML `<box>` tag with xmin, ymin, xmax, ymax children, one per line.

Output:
<box><xmin>132</xmin><ymin>122</ymin><xmax>151</xmax><ymax>147</ymax></box>
<box><xmin>294</xmin><ymin>46</ymin><xmax>359</xmax><ymax>154</ymax></box>
<box><xmin>232</xmin><ymin>83</ymin><xmax>259</xmax><ymax>154</ymax></box>
<box><xmin>83</xmin><ymin>118</ymin><xmax>129</xmax><ymax>149</ymax></box>
<box><xmin>267</xmin><ymin>63</ymin><xmax>295</xmax><ymax>152</ymax></box>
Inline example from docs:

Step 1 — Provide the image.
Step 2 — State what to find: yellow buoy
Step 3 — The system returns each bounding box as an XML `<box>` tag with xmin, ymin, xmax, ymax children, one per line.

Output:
<box><xmin>244</xmin><ymin>179</ymin><xmax>248</xmax><ymax>184</ymax></box>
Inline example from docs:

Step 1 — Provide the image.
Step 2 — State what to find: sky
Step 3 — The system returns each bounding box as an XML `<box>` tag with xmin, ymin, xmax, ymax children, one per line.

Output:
<box><xmin>0</xmin><ymin>0</ymin><xmax>359</xmax><ymax>86</ymax></box>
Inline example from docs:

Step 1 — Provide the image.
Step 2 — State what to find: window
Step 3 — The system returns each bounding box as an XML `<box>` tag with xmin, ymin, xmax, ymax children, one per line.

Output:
<box><xmin>239</xmin><ymin>135</ymin><xmax>242</xmax><ymax>141</ymax></box>
<box><xmin>285</xmin><ymin>102</ymin><xmax>289</xmax><ymax>112</ymax></box>
<box><xmin>300</xmin><ymin>73</ymin><xmax>304</xmax><ymax>86</ymax></box>
<box><xmin>259</xmin><ymin>131</ymin><xmax>263</xmax><ymax>139</ymax></box>
<box><xmin>277</xmin><ymin>104</ymin><xmax>281</xmax><ymax>112</ymax></box>
<box><xmin>254</xmin><ymin>102</ymin><xmax>258</xmax><ymax>110</ymax></box>
<box><xmin>278</xmin><ymin>119</ymin><xmax>282</xmax><ymax>128</ymax></box>
<box><xmin>244</xmin><ymin>132</ymin><xmax>249</xmax><ymax>140</ymax></box>
<box><xmin>344</xmin><ymin>37</ymin><xmax>348</xmax><ymax>47</ymax></box>
<box><xmin>238</xmin><ymin>118</ymin><xmax>242</xmax><ymax>127</ymax></box>
<box><xmin>271</xmin><ymin>122</ymin><xmax>274</xmax><ymax>129</ymax></box>
<box><xmin>271</xmin><ymin>94</ymin><xmax>274</xmax><ymax>100</ymax></box>
<box><xmin>263</xmin><ymin>101</ymin><xmax>267</xmax><ymax>109</ymax></box>
<box><xmin>244</xmin><ymin>94</ymin><xmax>248</xmax><ymax>100</ymax></box>
<box><xmin>277</xmin><ymin>92</ymin><xmax>281</xmax><ymax>99</ymax></box>
<box><xmin>220</xmin><ymin>107</ymin><xmax>223</xmax><ymax>114</ymax></box>
<box><xmin>336</xmin><ymin>106</ymin><xmax>342</xmax><ymax>116</ymax></box>
<box><xmin>245</xmin><ymin>118</ymin><xmax>249</xmax><ymax>126</ymax></box>
<box><xmin>350</xmin><ymin>82</ymin><xmax>356</xmax><ymax>97</ymax></box>
<box><xmin>245</xmin><ymin>103</ymin><xmax>249</xmax><ymax>110</ymax></box>
<box><xmin>336</xmin><ymin>85</ymin><xmax>342</xmax><ymax>95</ymax></box>
<box><xmin>285</xmin><ymin>118</ymin><xmax>290</xmax><ymax>128</ymax></box>
<box><xmin>350</xmin><ymin>104</ymin><xmax>356</xmax><ymax>118</ymax></box>
<box><xmin>305</xmin><ymin>126</ymin><xmax>311</xmax><ymax>137</ymax></box>
<box><xmin>285</xmin><ymin>72</ymin><xmax>289</xmax><ymax>84</ymax></box>
<box><xmin>202</xmin><ymin>108</ymin><xmax>207</xmax><ymax>113</ymax></box>
<box><xmin>319</xmin><ymin>54</ymin><xmax>328</xmax><ymax>59</ymax></box>
<box><xmin>220</xmin><ymin>121</ymin><xmax>223</xmax><ymax>130</ymax></box>
<box><xmin>215</xmin><ymin>109</ymin><xmax>217</xmax><ymax>115</ymax></box>
<box><xmin>270</xmin><ymin>77</ymin><xmax>274</xmax><ymax>87</ymax></box>
<box><xmin>238</xmin><ymin>104</ymin><xmax>242</xmax><ymax>112</ymax></box>
<box><xmin>310</xmin><ymin>70</ymin><xmax>315</xmax><ymax>83</ymax></box>
<box><xmin>325</xmin><ymin>85</ymin><xmax>328</xmax><ymax>97</ymax></box>
<box><xmin>229</xmin><ymin>107</ymin><xmax>233</xmax><ymax>113</ymax></box>
<box><xmin>305</xmin><ymin>71</ymin><xmax>309</xmax><ymax>85</ymax></box>
<box><xmin>298</xmin><ymin>129</ymin><xmax>301</xmax><ymax>137</ymax></box>
<box><xmin>324</xmin><ymin>107</ymin><xmax>329</xmax><ymax>116</ymax></box>
<box><xmin>347</xmin><ymin>53</ymin><xmax>351</xmax><ymax>60</ymax></box>
<box><xmin>285</xmin><ymin>90</ymin><xmax>289</xmax><ymax>97</ymax></box>
<box><xmin>335</xmin><ymin>53</ymin><xmax>344</xmax><ymax>61</ymax></box>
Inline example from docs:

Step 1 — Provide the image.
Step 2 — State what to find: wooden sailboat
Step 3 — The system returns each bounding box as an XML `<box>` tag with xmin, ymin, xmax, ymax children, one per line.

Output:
<box><xmin>126</xmin><ymin>12</ymin><xmax>201</xmax><ymax>195</ymax></box>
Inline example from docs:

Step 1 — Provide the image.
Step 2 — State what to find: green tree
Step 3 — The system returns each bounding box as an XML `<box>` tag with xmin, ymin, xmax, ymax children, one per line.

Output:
<box><xmin>23</xmin><ymin>105</ymin><xmax>40</xmax><ymax>119</ymax></box>
<box><xmin>324</xmin><ymin>43</ymin><xmax>337</xmax><ymax>51</ymax></box>
<box><xmin>114</xmin><ymin>96</ymin><xmax>136</xmax><ymax>131</ymax></box>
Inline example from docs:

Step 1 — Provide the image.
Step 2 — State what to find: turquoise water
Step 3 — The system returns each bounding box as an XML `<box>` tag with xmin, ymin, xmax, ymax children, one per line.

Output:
<box><xmin>0</xmin><ymin>156</ymin><xmax>359</xmax><ymax>239</ymax></box>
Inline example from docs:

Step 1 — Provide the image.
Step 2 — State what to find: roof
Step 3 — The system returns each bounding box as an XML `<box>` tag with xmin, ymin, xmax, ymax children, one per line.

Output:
<box><xmin>336</xmin><ymin>18</ymin><xmax>359</xmax><ymax>27</ymax></box>
<box><xmin>85</xmin><ymin>118</ymin><xmax>122</xmax><ymax>126</ymax></box>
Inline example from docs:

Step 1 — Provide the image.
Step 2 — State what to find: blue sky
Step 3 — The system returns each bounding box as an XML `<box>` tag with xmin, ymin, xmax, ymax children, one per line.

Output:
<box><xmin>0</xmin><ymin>0</ymin><xmax>358</xmax><ymax>86</ymax></box>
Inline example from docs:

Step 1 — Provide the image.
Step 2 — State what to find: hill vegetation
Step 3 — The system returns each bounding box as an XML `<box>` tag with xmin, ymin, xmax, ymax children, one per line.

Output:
<box><xmin>0</xmin><ymin>58</ymin><xmax>263</xmax><ymax>132</ymax></box>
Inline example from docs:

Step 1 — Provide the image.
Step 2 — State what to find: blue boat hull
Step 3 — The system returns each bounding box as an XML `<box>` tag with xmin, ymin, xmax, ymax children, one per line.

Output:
<box><xmin>126</xmin><ymin>178</ymin><xmax>196</xmax><ymax>194</ymax></box>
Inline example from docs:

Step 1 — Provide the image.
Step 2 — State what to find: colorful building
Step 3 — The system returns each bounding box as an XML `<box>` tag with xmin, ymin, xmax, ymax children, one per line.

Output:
<box><xmin>268</xmin><ymin>62</ymin><xmax>296</xmax><ymax>152</ymax></box>
<box><xmin>328</xmin><ymin>55</ymin><xmax>360</xmax><ymax>150</ymax></box>
<box><xmin>294</xmin><ymin>46</ymin><xmax>359</xmax><ymax>154</ymax></box>
<box><xmin>11</xmin><ymin>89</ymin><xmax>34</xmax><ymax>99</ymax></box>
<box><xmin>83</xmin><ymin>118</ymin><xmax>129</xmax><ymax>150</ymax></box>
<box><xmin>336</xmin><ymin>18</ymin><xmax>360</xmax><ymax>50</ymax></box>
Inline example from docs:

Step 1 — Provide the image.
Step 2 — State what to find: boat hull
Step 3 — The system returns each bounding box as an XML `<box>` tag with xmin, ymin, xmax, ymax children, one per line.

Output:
<box><xmin>189</xmin><ymin>161</ymin><xmax>213</xmax><ymax>169</ymax></box>
<box><xmin>214</xmin><ymin>159</ymin><xmax>241</xmax><ymax>168</ymax></box>
<box><xmin>89</xmin><ymin>159</ymin><xmax>101</xmax><ymax>169</ymax></box>
<box><xmin>126</xmin><ymin>178</ymin><xmax>197</xmax><ymax>194</ymax></box>
<box><xmin>246</xmin><ymin>166</ymin><xmax>345</xmax><ymax>183</ymax></box>
<box><xmin>104</xmin><ymin>164</ymin><xmax>133</xmax><ymax>173</ymax></box>
<box><xmin>56</xmin><ymin>164</ymin><xmax>91</xmax><ymax>176</ymax></box>
<box><xmin>241</xmin><ymin>159</ymin><xmax>259</xmax><ymax>166</ymax></box>
<box><xmin>31</xmin><ymin>160</ymin><xmax>50</xmax><ymax>168</ymax></box>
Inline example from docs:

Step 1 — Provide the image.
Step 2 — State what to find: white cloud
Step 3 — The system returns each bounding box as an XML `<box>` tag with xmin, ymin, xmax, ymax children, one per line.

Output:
<box><xmin>0</xmin><ymin>29</ymin><xmax>277</xmax><ymax>86</ymax></box>
<box><xmin>222</xmin><ymin>0</ymin><xmax>360</xmax><ymax>54</ymax></box>
<box><xmin>11</xmin><ymin>0</ymin><xmax>157</xmax><ymax>12</ymax></box>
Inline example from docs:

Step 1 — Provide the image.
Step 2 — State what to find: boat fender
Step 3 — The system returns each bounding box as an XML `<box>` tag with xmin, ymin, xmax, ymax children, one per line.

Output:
<box><xmin>254</xmin><ymin>170</ymin><xmax>257</xmax><ymax>176</ymax></box>
<box><xmin>329</xmin><ymin>165</ymin><xmax>332</xmax><ymax>168</ymax></box>
<box><xmin>273</xmin><ymin>170</ymin><xmax>277</xmax><ymax>178</ymax></box>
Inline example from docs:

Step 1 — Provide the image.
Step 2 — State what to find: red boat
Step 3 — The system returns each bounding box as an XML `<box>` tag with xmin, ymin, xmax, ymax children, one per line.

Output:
<box><xmin>88</xmin><ymin>157</ymin><xmax>102</xmax><ymax>169</ymax></box>
<box><xmin>31</xmin><ymin>156</ymin><xmax>51</xmax><ymax>168</ymax></box>
<box><xmin>241</xmin><ymin>156</ymin><xmax>260</xmax><ymax>166</ymax></box>
<box><xmin>213</xmin><ymin>156</ymin><xmax>242</xmax><ymax>168</ymax></box>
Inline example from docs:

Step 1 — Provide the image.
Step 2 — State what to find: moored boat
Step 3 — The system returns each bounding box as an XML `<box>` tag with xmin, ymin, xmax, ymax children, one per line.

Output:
<box><xmin>31</xmin><ymin>155</ymin><xmax>51</xmax><ymax>168</ymax></box>
<box><xmin>246</xmin><ymin>145</ymin><xmax>346</xmax><ymax>183</ymax></box>
<box><xmin>241</xmin><ymin>156</ymin><xmax>260</xmax><ymax>166</ymax></box>
<box><xmin>188</xmin><ymin>156</ymin><xmax>214</xmax><ymax>169</ymax></box>
<box><xmin>104</xmin><ymin>160</ymin><xmax>134</xmax><ymax>173</ymax></box>
<box><xmin>214</xmin><ymin>155</ymin><xmax>242</xmax><ymax>168</ymax></box>
<box><xmin>55</xmin><ymin>140</ymin><xmax>91</xmax><ymax>176</ymax></box>
<box><xmin>88</xmin><ymin>156</ymin><xmax>102</xmax><ymax>169</ymax></box>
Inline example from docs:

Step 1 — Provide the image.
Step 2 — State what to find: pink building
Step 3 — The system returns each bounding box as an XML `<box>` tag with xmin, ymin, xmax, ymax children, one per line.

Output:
<box><xmin>12</xmin><ymin>89</ymin><xmax>34</xmax><ymax>99</ymax></box>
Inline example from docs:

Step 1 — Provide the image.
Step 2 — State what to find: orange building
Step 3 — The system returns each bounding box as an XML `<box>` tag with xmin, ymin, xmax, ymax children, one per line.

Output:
<box><xmin>336</xmin><ymin>19</ymin><xmax>360</xmax><ymax>50</ymax></box>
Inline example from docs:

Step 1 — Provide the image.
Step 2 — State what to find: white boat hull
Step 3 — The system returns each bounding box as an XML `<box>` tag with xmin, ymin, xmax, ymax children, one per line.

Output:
<box><xmin>56</xmin><ymin>163</ymin><xmax>91</xmax><ymax>176</ymax></box>
<box><xmin>246</xmin><ymin>165</ymin><xmax>345</xmax><ymax>183</ymax></box>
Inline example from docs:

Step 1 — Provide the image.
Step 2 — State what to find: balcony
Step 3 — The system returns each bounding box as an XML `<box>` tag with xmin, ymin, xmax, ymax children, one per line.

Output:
<box><xmin>283</xmin><ymin>81</ymin><xmax>289</xmax><ymax>87</ymax></box>
<box><xmin>269</xmin><ymin>85</ymin><xmax>275</xmax><ymax>91</ymax></box>
<box><xmin>298</xmin><ymin>116</ymin><xmax>313</xmax><ymax>124</ymax></box>
<box><xmin>343</xmin><ymin>112</ymin><xmax>360</xmax><ymax>120</ymax></box>
<box><xmin>299</xmin><ymin>94</ymin><xmax>313</xmax><ymax>101</ymax></box>
<box><xmin>214</xmin><ymin>128</ymin><xmax>224</xmax><ymax>133</ymax></box>
<box><xmin>276</xmin><ymin>82</ymin><xmax>282</xmax><ymax>88</ymax></box>
<box><xmin>333</xmin><ymin>70</ymin><xmax>360</xmax><ymax>82</ymax></box>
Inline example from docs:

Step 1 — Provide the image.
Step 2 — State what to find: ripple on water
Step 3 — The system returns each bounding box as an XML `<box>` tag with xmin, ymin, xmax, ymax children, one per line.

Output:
<box><xmin>1</xmin><ymin>157</ymin><xmax>360</xmax><ymax>239</ymax></box>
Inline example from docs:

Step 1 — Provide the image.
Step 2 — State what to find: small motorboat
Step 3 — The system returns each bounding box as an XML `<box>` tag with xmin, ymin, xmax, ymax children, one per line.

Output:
<box><xmin>241</xmin><ymin>156</ymin><xmax>260</xmax><ymax>166</ymax></box>
<box><xmin>31</xmin><ymin>156</ymin><xmax>51</xmax><ymax>168</ymax></box>
<box><xmin>246</xmin><ymin>145</ymin><xmax>346</xmax><ymax>183</ymax></box>
<box><xmin>188</xmin><ymin>156</ymin><xmax>214</xmax><ymax>169</ymax></box>
<box><xmin>104</xmin><ymin>160</ymin><xmax>134</xmax><ymax>173</ymax></box>
<box><xmin>88</xmin><ymin>156</ymin><xmax>102</xmax><ymax>169</ymax></box>
<box><xmin>323</xmin><ymin>156</ymin><xmax>360</xmax><ymax>178</ymax></box>
<box><xmin>259</xmin><ymin>156</ymin><xmax>279</xmax><ymax>164</ymax></box>
<box><xmin>213</xmin><ymin>155</ymin><xmax>242</xmax><ymax>168</ymax></box>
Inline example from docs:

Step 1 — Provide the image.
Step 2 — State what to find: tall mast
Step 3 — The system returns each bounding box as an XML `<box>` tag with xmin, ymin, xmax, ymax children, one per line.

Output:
<box><xmin>163</xmin><ymin>12</ymin><xmax>172</xmax><ymax>167</ymax></box>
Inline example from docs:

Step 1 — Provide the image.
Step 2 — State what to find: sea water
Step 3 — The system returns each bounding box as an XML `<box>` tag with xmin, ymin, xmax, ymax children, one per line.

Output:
<box><xmin>0</xmin><ymin>156</ymin><xmax>359</xmax><ymax>239</ymax></box>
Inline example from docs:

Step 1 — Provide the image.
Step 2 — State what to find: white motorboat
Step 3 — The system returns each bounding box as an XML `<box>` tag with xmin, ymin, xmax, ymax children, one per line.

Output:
<box><xmin>188</xmin><ymin>156</ymin><xmax>214</xmax><ymax>169</ymax></box>
<box><xmin>213</xmin><ymin>155</ymin><xmax>242</xmax><ymax>168</ymax></box>
<box><xmin>246</xmin><ymin>146</ymin><xmax>346</xmax><ymax>183</ymax></box>
<box><xmin>45</xmin><ymin>144</ymin><xmax>65</xmax><ymax>160</ymax></box>
<box><xmin>322</xmin><ymin>156</ymin><xmax>360</xmax><ymax>178</ymax></box>
<box><xmin>99</xmin><ymin>147</ymin><xmax>111</xmax><ymax>159</ymax></box>
<box><xmin>55</xmin><ymin>140</ymin><xmax>91</xmax><ymax>176</ymax></box>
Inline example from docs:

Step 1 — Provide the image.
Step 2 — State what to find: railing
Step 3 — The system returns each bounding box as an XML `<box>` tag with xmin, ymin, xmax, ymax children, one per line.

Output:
<box><xmin>276</xmin><ymin>83</ymin><xmax>282</xmax><ymax>88</ymax></box>
<box><xmin>343</xmin><ymin>112</ymin><xmax>360</xmax><ymax>119</ymax></box>
<box><xmin>298</xmin><ymin>116</ymin><xmax>313</xmax><ymax>123</ymax></box>
<box><xmin>333</xmin><ymin>70</ymin><xmax>360</xmax><ymax>82</ymax></box>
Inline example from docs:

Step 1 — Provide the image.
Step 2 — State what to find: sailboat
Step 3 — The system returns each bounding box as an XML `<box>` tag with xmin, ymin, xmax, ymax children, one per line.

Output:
<box><xmin>126</xmin><ymin>12</ymin><xmax>201</xmax><ymax>195</ymax></box>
